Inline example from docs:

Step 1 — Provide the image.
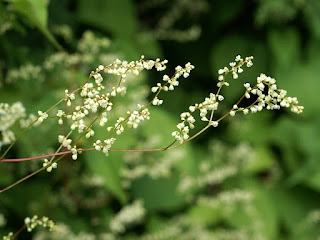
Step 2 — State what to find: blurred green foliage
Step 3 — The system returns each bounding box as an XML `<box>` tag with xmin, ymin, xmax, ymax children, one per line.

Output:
<box><xmin>0</xmin><ymin>0</ymin><xmax>319</xmax><ymax>239</ymax></box>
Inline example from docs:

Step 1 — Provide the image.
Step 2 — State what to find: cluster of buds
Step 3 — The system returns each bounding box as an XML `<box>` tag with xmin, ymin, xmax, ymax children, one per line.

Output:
<box><xmin>24</xmin><ymin>215</ymin><xmax>57</xmax><ymax>233</ymax></box>
<box><xmin>171</xmin><ymin>55</ymin><xmax>303</xmax><ymax>145</ymax></box>
<box><xmin>43</xmin><ymin>159</ymin><xmax>58</xmax><ymax>172</ymax></box>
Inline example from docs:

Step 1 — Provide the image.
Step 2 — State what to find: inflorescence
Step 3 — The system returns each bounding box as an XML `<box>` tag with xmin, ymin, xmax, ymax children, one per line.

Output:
<box><xmin>2</xmin><ymin>55</ymin><xmax>303</xmax><ymax>174</ymax></box>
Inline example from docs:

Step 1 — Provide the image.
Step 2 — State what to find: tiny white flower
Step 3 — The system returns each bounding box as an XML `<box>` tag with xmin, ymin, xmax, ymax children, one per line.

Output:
<box><xmin>98</xmin><ymin>65</ymin><xmax>104</xmax><ymax>71</ymax></box>
<box><xmin>210</xmin><ymin>121</ymin><xmax>219</xmax><ymax>127</ymax></box>
<box><xmin>229</xmin><ymin>62</ymin><xmax>236</xmax><ymax>67</ymax></box>
<box><xmin>235</xmin><ymin>55</ymin><xmax>242</xmax><ymax>62</ymax></box>
<box><xmin>232</xmin><ymin>73</ymin><xmax>238</xmax><ymax>79</ymax></box>
<box><xmin>151</xmin><ymin>87</ymin><xmax>158</xmax><ymax>93</ymax></box>
<box><xmin>189</xmin><ymin>106</ymin><xmax>196</xmax><ymax>112</ymax></box>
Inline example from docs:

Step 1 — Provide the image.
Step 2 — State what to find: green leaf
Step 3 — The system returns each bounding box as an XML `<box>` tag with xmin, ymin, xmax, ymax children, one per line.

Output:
<box><xmin>271</xmin><ymin>118</ymin><xmax>301</xmax><ymax>172</ymax></box>
<box><xmin>0</xmin><ymin>166</ymin><xmax>13</xmax><ymax>185</ymax></box>
<box><xmin>272</xmin><ymin>185</ymin><xmax>320</xmax><ymax>238</ymax></box>
<box><xmin>187</xmin><ymin>204</ymin><xmax>221</xmax><ymax>226</ymax></box>
<box><xmin>77</xmin><ymin>0</ymin><xmax>137</xmax><ymax>38</ymax></box>
<box><xmin>267</xmin><ymin>28</ymin><xmax>300</xmax><ymax>71</ymax></box>
<box><xmin>129</xmin><ymin>108</ymin><xmax>200</xmax><ymax>210</ymax></box>
<box><xmin>228</xmin><ymin>111</ymin><xmax>273</xmax><ymax>146</ymax></box>
<box><xmin>131</xmin><ymin>174</ymin><xmax>187</xmax><ymax>211</ymax></box>
<box><xmin>255</xmin><ymin>0</ymin><xmax>299</xmax><ymax>25</ymax></box>
<box><xmin>210</xmin><ymin>0</ymin><xmax>246</xmax><ymax>30</ymax></box>
<box><xmin>85</xmin><ymin>149</ymin><xmax>127</xmax><ymax>204</ymax></box>
<box><xmin>84</xmin><ymin>125</ymin><xmax>137</xmax><ymax>204</ymax></box>
<box><xmin>8</xmin><ymin>0</ymin><xmax>62</xmax><ymax>50</ymax></box>
<box><xmin>276</xmin><ymin>117</ymin><xmax>320</xmax><ymax>190</ymax></box>
<box><xmin>242</xmin><ymin>145</ymin><xmax>274</xmax><ymax>174</ymax></box>
<box><xmin>84</xmin><ymin>127</ymin><xmax>139</xmax><ymax>204</ymax></box>
<box><xmin>303</xmin><ymin>0</ymin><xmax>320</xmax><ymax>39</ymax></box>
<box><xmin>2</xmin><ymin>179</ymin><xmax>50</xmax><ymax>215</ymax></box>
<box><xmin>136</xmin><ymin>31</ymin><xmax>163</xmax><ymax>59</ymax></box>
<box><xmin>227</xmin><ymin>180</ymin><xmax>279</xmax><ymax>239</ymax></box>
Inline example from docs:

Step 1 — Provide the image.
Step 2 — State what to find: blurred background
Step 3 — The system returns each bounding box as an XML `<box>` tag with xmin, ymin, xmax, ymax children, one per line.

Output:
<box><xmin>0</xmin><ymin>0</ymin><xmax>320</xmax><ymax>239</ymax></box>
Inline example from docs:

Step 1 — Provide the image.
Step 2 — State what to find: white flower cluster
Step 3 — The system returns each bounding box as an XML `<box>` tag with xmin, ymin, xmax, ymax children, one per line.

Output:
<box><xmin>178</xmin><ymin>166</ymin><xmax>237</xmax><ymax>193</ymax></box>
<box><xmin>93</xmin><ymin>138</ymin><xmax>116</xmax><ymax>157</ymax></box>
<box><xmin>0</xmin><ymin>102</ymin><xmax>26</xmax><ymax>149</ymax></box>
<box><xmin>6</xmin><ymin>64</ymin><xmax>43</xmax><ymax>84</ymax></box>
<box><xmin>171</xmin><ymin>122</ymin><xmax>190</xmax><ymax>144</ymax></box>
<box><xmin>105</xmin><ymin>57</ymin><xmax>168</xmax><ymax>79</ymax></box>
<box><xmin>0</xmin><ymin>102</ymin><xmax>25</xmax><ymax>131</ymax></box>
<box><xmin>78</xmin><ymin>30</ymin><xmax>110</xmax><ymax>55</ymax></box>
<box><xmin>121</xmin><ymin>149</ymin><xmax>184</xmax><ymax>186</ymax></box>
<box><xmin>127</xmin><ymin>106</ymin><xmax>150</xmax><ymax>129</ymax></box>
<box><xmin>108</xmin><ymin>117</ymin><xmax>125</xmax><ymax>136</ymax></box>
<box><xmin>43</xmin><ymin>159</ymin><xmax>58</xmax><ymax>173</ymax></box>
<box><xmin>37</xmin><ymin>111</ymin><xmax>48</xmax><ymax>123</ymax></box>
<box><xmin>198</xmin><ymin>189</ymin><xmax>253</xmax><ymax>209</ymax></box>
<box><xmin>58</xmin><ymin>135</ymin><xmax>72</xmax><ymax>150</ymax></box>
<box><xmin>217</xmin><ymin>55</ymin><xmax>253</xmax><ymax>85</ymax></box>
<box><xmin>171</xmin><ymin>55</ymin><xmax>253</xmax><ymax>144</ymax></box>
<box><xmin>172</xmin><ymin>55</ymin><xmax>251</xmax><ymax>143</ymax></box>
<box><xmin>110</xmin><ymin>200</ymin><xmax>145</xmax><ymax>234</ymax></box>
<box><xmin>33</xmin><ymin>223</ymin><xmax>98</xmax><ymax>240</ymax></box>
<box><xmin>64</xmin><ymin>90</ymin><xmax>75</xmax><ymax>107</ymax></box>
<box><xmin>228</xmin><ymin>73</ymin><xmax>304</xmax><ymax>116</ymax></box>
<box><xmin>172</xmin><ymin>93</ymin><xmax>221</xmax><ymax>143</ymax></box>
<box><xmin>149</xmin><ymin>0</ymin><xmax>207</xmax><ymax>42</ymax></box>
<box><xmin>140</xmin><ymin>216</ymin><xmax>222</xmax><ymax>240</ymax></box>
<box><xmin>24</xmin><ymin>215</ymin><xmax>57</xmax><ymax>233</ymax></box>
<box><xmin>141</xmin><ymin>225</ymin><xmax>182</xmax><ymax>240</ymax></box>
<box><xmin>148</xmin><ymin>149</ymin><xmax>184</xmax><ymax>178</ymax></box>
<box><xmin>155</xmin><ymin>24</ymin><xmax>202</xmax><ymax>42</ymax></box>
<box><xmin>52</xmin><ymin>24</ymin><xmax>73</xmax><ymax>43</ymax></box>
<box><xmin>172</xmin><ymin>55</ymin><xmax>303</xmax><ymax>144</ymax></box>
<box><xmin>178</xmin><ymin>140</ymin><xmax>254</xmax><ymax>194</ymax></box>
<box><xmin>0</xmin><ymin>131</ymin><xmax>15</xmax><ymax>152</ymax></box>
<box><xmin>42</xmin><ymin>31</ymin><xmax>110</xmax><ymax>71</ymax></box>
<box><xmin>151</xmin><ymin>62</ymin><xmax>195</xmax><ymax>106</ymax></box>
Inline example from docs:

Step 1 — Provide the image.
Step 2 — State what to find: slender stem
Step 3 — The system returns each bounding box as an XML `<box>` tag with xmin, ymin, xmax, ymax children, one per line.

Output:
<box><xmin>0</xmin><ymin>166</ymin><xmax>46</xmax><ymax>193</ymax></box>
<box><xmin>164</xmin><ymin>140</ymin><xmax>177</xmax><ymax>150</ymax></box>
<box><xmin>0</xmin><ymin>148</ymin><xmax>94</xmax><ymax>162</ymax></box>
<box><xmin>0</xmin><ymin>119</ymin><xmax>37</xmax><ymax>160</ymax></box>
<box><xmin>0</xmin><ymin>99</ymin><xmax>65</xmax><ymax>161</ymax></box>
<box><xmin>12</xmin><ymin>225</ymin><xmax>26</xmax><ymax>240</ymax></box>
<box><xmin>47</xmin><ymin>98</ymin><xmax>64</xmax><ymax>114</ymax></box>
<box><xmin>110</xmin><ymin>122</ymin><xmax>211</xmax><ymax>152</ymax></box>
<box><xmin>0</xmin><ymin>151</ymin><xmax>69</xmax><ymax>162</ymax></box>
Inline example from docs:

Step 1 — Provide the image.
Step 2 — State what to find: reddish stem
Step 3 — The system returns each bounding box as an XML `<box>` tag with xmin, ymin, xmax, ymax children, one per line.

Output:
<box><xmin>0</xmin><ymin>148</ymin><xmax>94</xmax><ymax>162</ymax></box>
